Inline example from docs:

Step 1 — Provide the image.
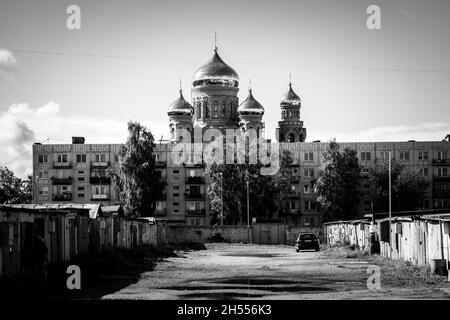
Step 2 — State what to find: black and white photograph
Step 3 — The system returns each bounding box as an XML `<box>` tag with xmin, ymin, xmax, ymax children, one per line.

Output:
<box><xmin>0</xmin><ymin>0</ymin><xmax>450</xmax><ymax>310</ymax></box>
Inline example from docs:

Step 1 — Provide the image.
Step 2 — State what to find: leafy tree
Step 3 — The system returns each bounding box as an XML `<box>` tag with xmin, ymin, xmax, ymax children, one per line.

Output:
<box><xmin>369</xmin><ymin>160</ymin><xmax>426</xmax><ymax>212</ymax></box>
<box><xmin>274</xmin><ymin>150</ymin><xmax>297</xmax><ymax>222</ymax></box>
<box><xmin>314</xmin><ymin>140</ymin><xmax>362</xmax><ymax>221</ymax></box>
<box><xmin>205</xmin><ymin>149</ymin><xmax>293</xmax><ymax>225</ymax></box>
<box><xmin>0</xmin><ymin>166</ymin><xmax>32</xmax><ymax>204</ymax></box>
<box><xmin>109</xmin><ymin>121</ymin><xmax>163</xmax><ymax>217</ymax></box>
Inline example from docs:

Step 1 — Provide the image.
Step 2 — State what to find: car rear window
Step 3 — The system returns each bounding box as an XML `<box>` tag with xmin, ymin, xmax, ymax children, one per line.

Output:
<box><xmin>299</xmin><ymin>234</ymin><xmax>316</xmax><ymax>240</ymax></box>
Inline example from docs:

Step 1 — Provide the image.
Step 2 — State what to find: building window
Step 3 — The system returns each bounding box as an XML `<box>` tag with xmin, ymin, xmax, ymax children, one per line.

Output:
<box><xmin>304</xmin><ymin>152</ymin><xmax>314</xmax><ymax>162</ymax></box>
<box><xmin>379</xmin><ymin>151</ymin><xmax>389</xmax><ymax>162</ymax></box>
<box><xmin>399</xmin><ymin>151</ymin><xmax>409</xmax><ymax>161</ymax></box>
<box><xmin>38</xmin><ymin>154</ymin><xmax>49</xmax><ymax>163</ymax></box>
<box><xmin>304</xmin><ymin>185</ymin><xmax>311</xmax><ymax>193</ymax></box>
<box><xmin>173</xmin><ymin>202</ymin><xmax>180</xmax><ymax>207</ymax></box>
<box><xmin>419</xmin><ymin>168</ymin><xmax>429</xmax><ymax>177</ymax></box>
<box><xmin>78</xmin><ymin>193</ymin><xmax>85</xmax><ymax>198</ymax></box>
<box><xmin>437</xmin><ymin>167</ymin><xmax>448</xmax><ymax>177</ymax></box>
<box><xmin>304</xmin><ymin>168</ymin><xmax>314</xmax><ymax>178</ymax></box>
<box><xmin>156</xmin><ymin>202</ymin><xmax>164</xmax><ymax>211</ymax></box>
<box><xmin>304</xmin><ymin>216</ymin><xmax>314</xmax><ymax>226</ymax></box>
<box><xmin>423</xmin><ymin>199</ymin><xmax>429</xmax><ymax>209</ymax></box>
<box><xmin>94</xmin><ymin>186</ymin><xmax>107</xmax><ymax>195</ymax></box>
<box><xmin>76</xmin><ymin>154</ymin><xmax>86</xmax><ymax>163</ymax></box>
<box><xmin>418</xmin><ymin>151</ymin><xmax>429</xmax><ymax>161</ymax></box>
<box><xmin>57</xmin><ymin>154</ymin><xmax>68</xmax><ymax>163</ymax></box>
<box><xmin>114</xmin><ymin>154</ymin><xmax>119</xmax><ymax>163</ymax></box>
<box><xmin>38</xmin><ymin>186</ymin><xmax>49</xmax><ymax>196</ymax></box>
<box><xmin>361</xmin><ymin>152</ymin><xmax>371</xmax><ymax>161</ymax></box>
<box><xmin>38</xmin><ymin>171</ymin><xmax>48</xmax><ymax>179</ymax></box>
<box><xmin>172</xmin><ymin>209</ymin><xmax>180</xmax><ymax>214</ymax></box>
<box><xmin>173</xmin><ymin>193</ymin><xmax>180</xmax><ymax>198</ymax></box>
<box><xmin>95</xmin><ymin>154</ymin><xmax>106</xmax><ymax>162</ymax></box>
<box><xmin>437</xmin><ymin>151</ymin><xmax>444</xmax><ymax>160</ymax></box>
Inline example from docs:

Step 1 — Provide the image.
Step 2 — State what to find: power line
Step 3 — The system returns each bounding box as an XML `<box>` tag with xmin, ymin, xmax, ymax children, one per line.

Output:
<box><xmin>9</xmin><ymin>48</ymin><xmax>450</xmax><ymax>74</ymax></box>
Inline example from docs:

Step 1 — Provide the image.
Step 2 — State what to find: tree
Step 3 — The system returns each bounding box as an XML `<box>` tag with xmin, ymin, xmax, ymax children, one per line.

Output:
<box><xmin>206</xmin><ymin>162</ymin><xmax>277</xmax><ymax>225</ymax></box>
<box><xmin>109</xmin><ymin>121</ymin><xmax>163</xmax><ymax>217</ymax></box>
<box><xmin>274</xmin><ymin>150</ymin><xmax>297</xmax><ymax>222</ymax></box>
<box><xmin>369</xmin><ymin>160</ymin><xmax>426</xmax><ymax>213</ymax></box>
<box><xmin>0</xmin><ymin>166</ymin><xmax>32</xmax><ymax>204</ymax></box>
<box><xmin>314</xmin><ymin>140</ymin><xmax>362</xmax><ymax>221</ymax></box>
<box><xmin>205</xmin><ymin>149</ymin><xmax>294</xmax><ymax>225</ymax></box>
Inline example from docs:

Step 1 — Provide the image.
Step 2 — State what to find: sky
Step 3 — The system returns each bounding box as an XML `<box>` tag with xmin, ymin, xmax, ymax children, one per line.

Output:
<box><xmin>0</xmin><ymin>0</ymin><xmax>449</xmax><ymax>178</ymax></box>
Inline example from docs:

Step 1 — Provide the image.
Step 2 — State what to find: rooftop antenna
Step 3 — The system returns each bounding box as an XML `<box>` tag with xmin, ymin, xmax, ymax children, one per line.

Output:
<box><xmin>214</xmin><ymin>31</ymin><xmax>218</xmax><ymax>52</ymax></box>
<box><xmin>248</xmin><ymin>78</ymin><xmax>252</xmax><ymax>92</ymax></box>
<box><xmin>289</xmin><ymin>72</ymin><xmax>292</xmax><ymax>87</ymax></box>
<box><xmin>179</xmin><ymin>78</ymin><xmax>182</xmax><ymax>93</ymax></box>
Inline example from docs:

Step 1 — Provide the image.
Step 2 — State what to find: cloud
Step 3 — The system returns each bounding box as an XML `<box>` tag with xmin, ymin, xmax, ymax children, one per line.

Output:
<box><xmin>0</xmin><ymin>49</ymin><xmax>17</xmax><ymax>65</ymax></box>
<box><xmin>0</xmin><ymin>49</ymin><xmax>18</xmax><ymax>82</ymax></box>
<box><xmin>0</xmin><ymin>102</ymin><xmax>168</xmax><ymax>179</ymax></box>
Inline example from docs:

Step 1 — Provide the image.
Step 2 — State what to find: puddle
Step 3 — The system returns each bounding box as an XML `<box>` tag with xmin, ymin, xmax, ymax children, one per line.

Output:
<box><xmin>217</xmin><ymin>278</ymin><xmax>300</xmax><ymax>285</ymax></box>
<box><xmin>180</xmin><ymin>292</ymin><xmax>265</xmax><ymax>300</ymax></box>
<box><xmin>221</xmin><ymin>252</ymin><xmax>283</xmax><ymax>258</ymax></box>
<box><xmin>163</xmin><ymin>284</ymin><xmax>331</xmax><ymax>293</ymax></box>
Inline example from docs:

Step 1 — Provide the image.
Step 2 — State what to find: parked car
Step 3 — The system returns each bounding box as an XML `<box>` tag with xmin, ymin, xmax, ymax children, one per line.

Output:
<box><xmin>296</xmin><ymin>233</ymin><xmax>320</xmax><ymax>252</ymax></box>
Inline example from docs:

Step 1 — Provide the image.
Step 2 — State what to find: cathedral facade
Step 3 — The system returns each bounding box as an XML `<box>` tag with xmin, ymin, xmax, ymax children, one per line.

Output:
<box><xmin>32</xmin><ymin>47</ymin><xmax>450</xmax><ymax>226</ymax></box>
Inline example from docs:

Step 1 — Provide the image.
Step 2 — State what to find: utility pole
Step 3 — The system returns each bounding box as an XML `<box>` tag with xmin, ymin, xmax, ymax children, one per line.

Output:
<box><xmin>220</xmin><ymin>172</ymin><xmax>223</xmax><ymax>226</ymax></box>
<box><xmin>246</xmin><ymin>180</ymin><xmax>250</xmax><ymax>227</ymax></box>
<box><xmin>388</xmin><ymin>149</ymin><xmax>392</xmax><ymax>248</ymax></box>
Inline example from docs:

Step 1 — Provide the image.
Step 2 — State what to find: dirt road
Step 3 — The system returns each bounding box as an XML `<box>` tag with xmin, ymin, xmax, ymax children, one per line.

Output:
<box><xmin>102</xmin><ymin>243</ymin><xmax>450</xmax><ymax>300</ymax></box>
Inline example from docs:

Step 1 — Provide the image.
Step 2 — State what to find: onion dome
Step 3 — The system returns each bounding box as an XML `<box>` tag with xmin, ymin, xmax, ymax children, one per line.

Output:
<box><xmin>281</xmin><ymin>83</ymin><xmax>301</xmax><ymax>104</ymax></box>
<box><xmin>193</xmin><ymin>48</ymin><xmax>239</xmax><ymax>86</ymax></box>
<box><xmin>167</xmin><ymin>89</ymin><xmax>193</xmax><ymax>116</ymax></box>
<box><xmin>238</xmin><ymin>88</ymin><xmax>264</xmax><ymax>115</ymax></box>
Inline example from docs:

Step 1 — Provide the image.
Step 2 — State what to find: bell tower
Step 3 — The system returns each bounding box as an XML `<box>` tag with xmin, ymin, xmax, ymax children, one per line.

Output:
<box><xmin>276</xmin><ymin>78</ymin><xmax>306</xmax><ymax>142</ymax></box>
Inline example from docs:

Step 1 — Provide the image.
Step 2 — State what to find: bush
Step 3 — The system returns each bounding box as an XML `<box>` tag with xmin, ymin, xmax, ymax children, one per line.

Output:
<box><xmin>208</xmin><ymin>232</ymin><xmax>226</xmax><ymax>243</ymax></box>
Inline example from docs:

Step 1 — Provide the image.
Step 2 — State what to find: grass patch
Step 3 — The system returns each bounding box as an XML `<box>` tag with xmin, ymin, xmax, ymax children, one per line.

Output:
<box><xmin>370</xmin><ymin>255</ymin><xmax>448</xmax><ymax>287</ymax></box>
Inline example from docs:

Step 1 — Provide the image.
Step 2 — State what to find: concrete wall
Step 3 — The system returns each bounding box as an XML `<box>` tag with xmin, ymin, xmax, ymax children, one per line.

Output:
<box><xmin>161</xmin><ymin>224</ymin><xmax>322</xmax><ymax>245</ymax></box>
<box><xmin>163</xmin><ymin>225</ymin><xmax>251</xmax><ymax>244</ymax></box>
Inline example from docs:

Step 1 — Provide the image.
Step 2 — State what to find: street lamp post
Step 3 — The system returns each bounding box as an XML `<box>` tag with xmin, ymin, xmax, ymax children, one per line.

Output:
<box><xmin>219</xmin><ymin>172</ymin><xmax>223</xmax><ymax>226</ymax></box>
<box><xmin>246</xmin><ymin>180</ymin><xmax>250</xmax><ymax>228</ymax></box>
<box><xmin>388</xmin><ymin>149</ymin><xmax>392</xmax><ymax>249</ymax></box>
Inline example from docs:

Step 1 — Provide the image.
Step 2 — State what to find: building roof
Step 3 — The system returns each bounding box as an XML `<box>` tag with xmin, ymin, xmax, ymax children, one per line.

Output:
<box><xmin>167</xmin><ymin>89</ymin><xmax>193</xmax><ymax>116</ymax></box>
<box><xmin>0</xmin><ymin>203</ymin><xmax>101</xmax><ymax>219</ymax></box>
<box><xmin>193</xmin><ymin>49</ymin><xmax>239</xmax><ymax>83</ymax></box>
<box><xmin>238</xmin><ymin>89</ymin><xmax>265</xmax><ymax>115</ymax></box>
<box><xmin>281</xmin><ymin>83</ymin><xmax>301</xmax><ymax>104</ymax></box>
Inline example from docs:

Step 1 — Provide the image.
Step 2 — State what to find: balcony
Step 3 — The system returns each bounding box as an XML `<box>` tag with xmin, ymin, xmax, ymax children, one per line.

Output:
<box><xmin>186</xmin><ymin>209</ymin><xmax>206</xmax><ymax>216</ymax></box>
<box><xmin>434</xmin><ymin>190</ymin><xmax>450</xmax><ymax>198</ymax></box>
<box><xmin>90</xmin><ymin>176</ymin><xmax>111</xmax><ymax>184</ymax></box>
<box><xmin>433</xmin><ymin>159</ymin><xmax>450</xmax><ymax>166</ymax></box>
<box><xmin>184</xmin><ymin>192</ymin><xmax>204</xmax><ymax>200</ymax></box>
<box><xmin>51</xmin><ymin>177</ymin><xmax>73</xmax><ymax>185</ymax></box>
<box><xmin>434</xmin><ymin>175</ymin><xmax>450</xmax><ymax>181</ymax></box>
<box><xmin>53</xmin><ymin>162</ymin><xmax>72</xmax><ymax>169</ymax></box>
<box><xmin>186</xmin><ymin>176</ymin><xmax>205</xmax><ymax>184</ymax></box>
<box><xmin>92</xmin><ymin>194</ymin><xmax>109</xmax><ymax>200</ymax></box>
<box><xmin>91</xmin><ymin>161</ymin><xmax>110</xmax><ymax>168</ymax></box>
<box><xmin>53</xmin><ymin>193</ymin><xmax>72</xmax><ymax>201</ymax></box>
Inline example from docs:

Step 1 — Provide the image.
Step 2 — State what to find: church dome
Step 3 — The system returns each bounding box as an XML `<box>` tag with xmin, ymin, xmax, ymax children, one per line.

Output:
<box><xmin>193</xmin><ymin>49</ymin><xmax>239</xmax><ymax>86</ymax></box>
<box><xmin>281</xmin><ymin>83</ymin><xmax>301</xmax><ymax>104</ymax></box>
<box><xmin>167</xmin><ymin>90</ymin><xmax>193</xmax><ymax>116</ymax></box>
<box><xmin>238</xmin><ymin>89</ymin><xmax>264</xmax><ymax>115</ymax></box>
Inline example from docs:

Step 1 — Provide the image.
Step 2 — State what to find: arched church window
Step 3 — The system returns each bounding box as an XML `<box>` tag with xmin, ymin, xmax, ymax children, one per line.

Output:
<box><xmin>205</xmin><ymin>102</ymin><xmax>209</xmax><ymax>118</ymax></box>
